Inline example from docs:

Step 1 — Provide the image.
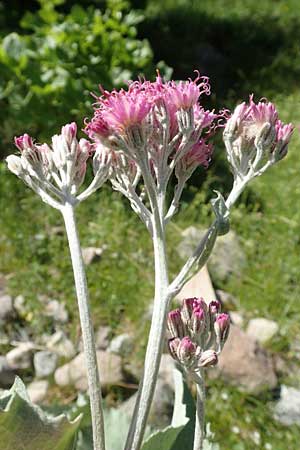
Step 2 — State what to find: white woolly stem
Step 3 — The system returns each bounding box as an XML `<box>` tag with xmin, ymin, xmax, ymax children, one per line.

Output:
<box><xmin>193</xmin><ymin>373</ymin><xmax>206</xmax><ymax>450</ymax></box>
<box><xmin>62</xmin><ymin>203</ymin><xmax>105</xmax><ymax>450</ymax></box>
<box><xmin>124</xmin><ymin>189</ymin><xmax>170</xmax><ymax>450</ymax></box>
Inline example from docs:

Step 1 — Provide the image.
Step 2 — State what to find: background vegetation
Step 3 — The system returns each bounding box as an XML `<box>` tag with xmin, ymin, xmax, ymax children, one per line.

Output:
<box><xmin>1</xmin><ymin>0</ymin><xmax>300</xmax><ymax>449</ymax></box>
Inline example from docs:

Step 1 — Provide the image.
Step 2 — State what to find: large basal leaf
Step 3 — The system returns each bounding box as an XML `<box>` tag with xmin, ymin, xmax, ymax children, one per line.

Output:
<box><xmin>141</xmin><ymin>368</ymin><xmax>190</xmax><ymax>450</ymax></box>
<box><xmin>0</xmin><ymin>377</ymin><xmax>82</xmax><ymax>450</ymax></box>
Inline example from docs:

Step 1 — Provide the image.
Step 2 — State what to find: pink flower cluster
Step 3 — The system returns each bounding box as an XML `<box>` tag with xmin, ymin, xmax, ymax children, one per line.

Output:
<box><xmin>85</xmin><ymin>73</ymin><xmax>213</xmax><ymax>137</ymax></box>
<box><xmin>168</xmin><ymin>297</ymin><xmax>230</xmax><ymax>371</ymax></box>
<box><xmin>85</xmin><ymin>72</ymin><xmax>217</xmax><ymax>173</ymax></box>
<box><xmin>12</xmin><ymin>123</ymin><xmax>92</xmax><ymax>190</ymax></box>
<box><xmin>230</xmin><ymin>95</ymin><xmax>293</xmax><ymax>157</ymax></box>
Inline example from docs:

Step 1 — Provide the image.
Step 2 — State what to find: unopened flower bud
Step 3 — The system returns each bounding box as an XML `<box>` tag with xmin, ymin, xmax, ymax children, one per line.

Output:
<box><xmin>208</xmin><ymin>300</ymin><xmax>221</xmax><ymax>327</ymax></box>
<box><xmin>199</xmin><ymin>349</ymin><xmax>218</xmax><ymax>367</ymax></box>
<box><xmin>6</xmin><ymin>155</ymin><xmax>24</xmax><ymax>177</ymax></box>
<box><xmin>214</xmin><ymin>313</ymin><xmax>230</xmax><ymax>344</ymax></box>
<box><xmin>255</xmin><ymin>122</ymin><xmax>276</xmax><ymax>150</ymax></box>
<box><xmin>61</xmin><ymin>122</ymin><xmax>77</xmax><ymax>145</ymax></box>
<box><xmin>14</xmin><ymin>134</ymin><xmax>34</xmax><ymax>151</ymax></box>
<box><xmin>168</xmin><ymin>309</ymin><xmax>185</xmax><ymax>338</ymax></box>
<box><xmin>191</xmin><ymin>307</ymin><xmax>206</xmax><ymax>335</ymax></box>
<box><xmin>181</xmin><ymin>298</ymin><xmax>196</xmax><ymax>322</ymax></box>
<box><xmin>177</xmin><ymin>336</ymin><xmax>197</xmax><ymax>364</ymax></box>
<box><xmin>168</xmin><ymin>337</ymin><xmax>180</xmax><ymax>361</ymax></box>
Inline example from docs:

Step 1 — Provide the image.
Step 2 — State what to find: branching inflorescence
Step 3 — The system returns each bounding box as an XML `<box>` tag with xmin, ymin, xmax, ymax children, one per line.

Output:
<box><xmin>6</xmin><ymin>71</ymin><xmax>294</xmax><ymax>450</ymax></box>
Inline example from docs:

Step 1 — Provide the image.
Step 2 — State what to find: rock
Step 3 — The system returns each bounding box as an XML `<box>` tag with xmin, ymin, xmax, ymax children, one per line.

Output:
<box><xmin>78</xmin><ymin>326</ymin><xmax>112</xmax><ymax>352</ymax></box>
<box><xmin>177</xmin><ymin>226</ymin><xmax>204</xmax><ymax>261</ymax></box>
<box><xmin>55</xmin><ymin>350</ymin><xmax>123</xmax><ymax>390</ymax></box>
<box><xmin>45</xmin><ymin>300</ymin><xmax>69</xmax><ymax>323</ymax></box>
<box><xmin>82</xmin><ymin>247</ymin><xmax>105</xmax><ymax>265</ymax></box>
<box><xmin>230</xmin><ymin>311</ymin><xmax>244</xmax><ymax>327</ymax></box>
<box><xmin>246</xmin><ymin>318</ymin><xmax>279</xmax><ymax>344</ymax></box>
<box><xmin>119</xmin><ymin>379</ymin><xmax>174</xmax><ymax>429</ymax></box>
<box><xmin>34</xmin><ymin>351</ymin><xmax>58</xmax><ymax>378</ymax></box>
<box><xmin>0</xmin><ymin>356</ymin><xmax>15</xmax><ymax>388</ymax></box>
<box><xmin>176</xmin><ymin>266</ymin><xmax>216</xmax><ymax>304</ymax></box>
<box><xmin>0</xmin><ymin>294</ymin><xmax>13</xmax><ymax>321</ymax></box>
<box><xmin>178</xmin><ymin>227</ymin><xmax>246</xmax><ymax>284</ymax></box>
<box><xmin>95</xmin><ymin>326</ymin><xmax>111</xmax><ymax>350</ymax></box>
<box><xmin>13</xmin><ymin>295</ymin><xmax>26</xmax><ymax>316</ymax></box>
<box><xmin>159</xmin><ymin>354</ymin><xmax>176</xmax><ymax>388</ymax></box>
<box><xmin>108</xmin><ymin>333</ymin><xmax>134</xmax><ymax>357</ymax></box>
<box><xmin>210</xmin><ymin>325</ymin><xmax>277</xmax><ymax>393</ymax></box>
<box><xmin>46</xmin><ymin>331</ymin><xmax>76</xmax><ymax>359</ymax></box>
<box><xmin>209</xmin><ymin>231</ymin><xmax>246</xmax><ymax>284</ymax></box>
<box><xmin>27</xmin><ymin>380</ymin><xmax>49</xmax><ymax>404</ymax></box>
<box><xmin>216</xmin><ymin>289</ymin><xmax>239</xmax><ymax>309</ymax></box>
<box><xmin>274</xmin><ymin>385</ymin><xmax>300</xmax><ymax>425</ymax></box>
<box><xmin>149</xmin><ymin>378</ymin><xmax>174</xmax><ymax>428</ymax></box>
<box><xmin>6</xmin><ymin>342</ymin><xmax>35</xmax><ymax>370</ymax></box>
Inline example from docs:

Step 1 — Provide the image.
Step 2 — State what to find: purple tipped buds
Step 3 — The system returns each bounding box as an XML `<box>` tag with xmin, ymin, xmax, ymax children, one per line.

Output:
<box><xmin>61</xmin><ymin>122</ymin><xmax>77</xmax><ymax>145</ymax></box>
<box><xmin>167</xmin><ymin>296</ymin><xmax>230</xmax><ymax>373</ymax></box>
<box><xmin>214</xmin><ymin>313</ymin><xmax>230</xmax><ymax>345</ymax></box>
<box><xmin>199</xmin><ymin>349</ymin><xmax>218</xmax><ymax>367</ymax></box>
<box><xmin>168</xmin><ymin>309</ymin><xmax>185</xmax><ymax>338</ymax></box>
<box><xmin>168</xmin><ymin>337</ymin><xmax>181</xmax><ymax>360</ymax></box>
<box><xmin>181</xmin><ymin>297</ymin><xmax>196</xmax><ymax>322</ymax></box>
<box><xmin>191</xmin><ymin>307</ymin><xmax>206</xmax><ymax>335</ymax></box>
<box><xmin>14</xmin><ymin>134</ymin><xmax>34</xmax><ymax>152</ymax></box>
<box><xmin>177</xmin><ymin>336</ymin><xmax>197</xmax><ymax>364</ymax></box>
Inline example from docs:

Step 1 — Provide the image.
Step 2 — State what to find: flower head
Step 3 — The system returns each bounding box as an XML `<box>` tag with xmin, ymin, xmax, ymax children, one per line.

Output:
<box><xmin>6</xmin><ymin>123</ymin><xmax>110</xmax><ymax>208</ymax></box>
<box><xmin>167</xmin><ymin>296</ymin><xmax>230</xmax><ymax>373</ymax></box>
<box><xmin>224</xmin><ymin>95</ymin><xmax>294</xmax><ymax>178</ymax></box>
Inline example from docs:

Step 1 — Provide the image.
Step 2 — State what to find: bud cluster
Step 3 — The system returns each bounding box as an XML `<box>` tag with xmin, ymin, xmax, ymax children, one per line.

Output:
<box><xmin>167</xmin><ymin>297</ymin><xmax>230</xmax><ymax>373</ymax></box>
<box><xmin>6</xmin><ymin>123</ymin><xmax>111</xmax><ymax>208</ymax></box>
<box><xmin>223</xmin><ymin>95</ymin><xmax>294</xmax><ymax>180</ymax></box>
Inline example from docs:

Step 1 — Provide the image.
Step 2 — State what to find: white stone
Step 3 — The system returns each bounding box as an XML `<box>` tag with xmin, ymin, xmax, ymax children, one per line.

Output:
<box><xmin>108</xmin><ymin>333</ymin><xmax>133</xmax><ymax>356</ymax></box>
<box><xmin>54</xmin><ymin>350</ymin><xmax>123</xmax><ymax>390</ymax></box>
<box><xmin>13</xmin><ymin>295</ymin><xmax>26</xmax><ymax>315</ymax></box>
<box><xmin>230</xmin><ymin>311</ymin><xmax>244</xmax><ymax>327</ymax></box>
<box><xmin>6</xmin><ymin>342</ymin><xmax>34</xmax><ymax>370</ymax></box>
<box><xmin>82</xmin><ymin>247</ymin><xmax>105</xmax><ymax>265</ymax></box>
<box><xmin>274</xmin><ymin>385</ymin><xmax>300</xmax><ymax>425</ymax></box>
<box><xmin>176</xmin><ymin>265</ymin><xmax>215</xmax><ymax>303</ymax></box>
<box><xmin>46</xmin><ymin>331</ymin><xmax>76</xmax><ymax>359</ymax></box>
<box><xmin>45</xmin><ymin>300</ymin><xmax>68</xmax><ymax>323</ymax></box>
<box><xmin>27</xmin><ymin>380</ymin><xmax>49</xmax><ymax>404</ymax></box>
<box><xmin>246</xmin><ymin>318</ymin><xmax>279</xmax><ymax>344</ymax></box>
<box><xmin>159</xmin><ymin>354</ymin><xmax>176</xmax><ymax>389</ymax></box>
<box><xmin>34</xmin><ymin>351</ymin><xmax>58</xmax><ymax>378</ymax></box>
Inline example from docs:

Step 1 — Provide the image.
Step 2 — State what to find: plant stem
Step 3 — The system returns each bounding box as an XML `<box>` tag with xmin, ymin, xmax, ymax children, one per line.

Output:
<box><xmin>62</xmin><ymin>202</ymin><xmax>105</xmax><ymax>450</ymax></box>
<box><xmin>193</xmin><ymin>374</ymin><xmax>206</xmax><ymax>450</ymax></box>
<box><xmin>124</xmin><ymin>204</ymin><xmax>169</xmax><ymax>450</ymax></box>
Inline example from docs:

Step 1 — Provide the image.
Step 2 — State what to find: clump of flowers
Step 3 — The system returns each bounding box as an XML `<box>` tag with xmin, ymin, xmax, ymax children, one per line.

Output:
<box><xmin>168</xmin><ymin>298</ymin><xmax>230</xmax><ymax>374</ymax></box>
<box><xmin>224</xmin><ymin>95</ymin><xmax>293</xmax><ymax>186</ymax></box>
<box><xmin>7</xmin><ymin>123</ymin><xmax>110</xmax><ymax>208</ymax></box>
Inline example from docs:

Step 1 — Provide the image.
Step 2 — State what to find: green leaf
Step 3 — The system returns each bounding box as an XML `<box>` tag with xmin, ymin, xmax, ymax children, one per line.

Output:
<box><xmin>2</xmin><ymin>33</ymin><xmax>26</xmax><ymax>60</ymax></box>
<box><xmin>141</xmin><ymin>368</ymin><xmax>189</xmax><ymax>450</ymax></box>
<box><xmin>0</xmin><ymin>377</ymin><xmax>82</xmax><ymax>450</ymax></box>
<box><xmin>211</xmin><ymin>190</ymin><xmax>230</xmax><ymax>236</ymax></box>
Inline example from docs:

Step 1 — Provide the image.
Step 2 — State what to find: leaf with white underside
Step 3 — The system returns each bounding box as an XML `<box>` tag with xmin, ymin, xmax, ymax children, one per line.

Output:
<box><xmin>0</xmin><ymin>377</ymin><xmax>82</xmax><ymax>450</ymax></box>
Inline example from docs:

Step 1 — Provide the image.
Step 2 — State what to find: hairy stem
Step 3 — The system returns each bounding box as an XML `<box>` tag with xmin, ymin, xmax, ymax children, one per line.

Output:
<box><xmin>62</xmin><ymin>203</ymin><xmax>105</xmax><ymax>450</ymax></box>
<box><xmin>193</xmin><ymin>374</ymin><xmax>206</xmax><ymax>450</ymax></box>
<box><xmin>125</xmin><ymin>202</ymin><xmax>169</xmax><ymax>450</ymax></box>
